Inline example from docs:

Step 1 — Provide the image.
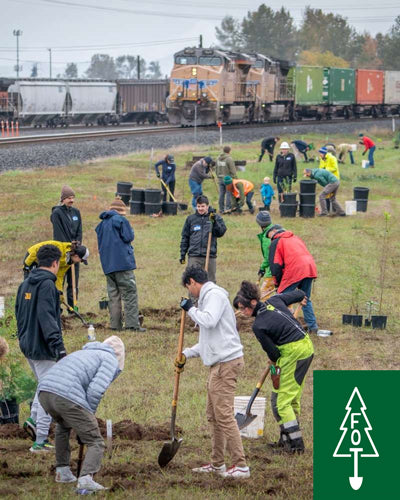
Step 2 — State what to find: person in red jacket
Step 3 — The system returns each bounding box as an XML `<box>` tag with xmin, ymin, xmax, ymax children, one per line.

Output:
<box><xmin>267</xmin><ymin>225</ymin><xmax>318</xmax><ymax>333</ymax></box>
<box><xmin>359</xmin><ymin>133</ymin><xmax>375</xmax><ymax>167</ymax></box>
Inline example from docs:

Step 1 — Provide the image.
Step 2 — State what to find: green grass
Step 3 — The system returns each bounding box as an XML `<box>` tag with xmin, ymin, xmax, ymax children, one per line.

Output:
<box><xmin>0</xmin><ymin>129</ymin><xmax>399</xmax><ymax>498</ymax></box>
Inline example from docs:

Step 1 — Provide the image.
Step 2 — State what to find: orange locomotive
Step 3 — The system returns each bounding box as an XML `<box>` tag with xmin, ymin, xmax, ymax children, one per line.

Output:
<box><xmin>167</xmin><ymin>47</ymin><xmax>293</xmax><ymax>126</ymax></box>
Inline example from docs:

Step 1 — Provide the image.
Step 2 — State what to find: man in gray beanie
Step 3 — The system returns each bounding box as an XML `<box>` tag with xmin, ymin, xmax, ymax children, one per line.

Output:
<box><xmin>50</xmin><ymin>185</ymin><xmax>83</xmax><ymax>308</ymax></box>
<box><xmin>256</xmin><ymin>211</ymin><xmax>277</xmax><ymax>299</ymax></box>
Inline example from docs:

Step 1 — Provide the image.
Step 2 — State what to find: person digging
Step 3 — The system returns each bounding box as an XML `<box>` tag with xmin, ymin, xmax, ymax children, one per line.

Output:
<box><xmin>175</xmin><ymin>266</ymin><xmax>250</xmax><ymax>479</ymax></box>
<box><xmin>303</xmin><ymin>168</ymin><xmax>345</xmax><ymax>217</ymax></box>
<box><xmin>233</xmin><ymin>281</ymin><xmax>314</xmax><ymax>454</ymax></box>
<box><xmin>38</xmin><ymin>336</ymin><xmax>125</xmax><ymax>491</ymax></box>
<box><xmin>223</xmin><ymin>176</ymin><xmax>255</xmax><ymax>214</ymax></box>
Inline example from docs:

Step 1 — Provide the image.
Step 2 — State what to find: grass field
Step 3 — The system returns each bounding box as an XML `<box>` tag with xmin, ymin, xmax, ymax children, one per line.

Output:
<box><xmin>0</xmin><ymin>129</ymin><xmax>399</xmax><ymax>499</ymax></box>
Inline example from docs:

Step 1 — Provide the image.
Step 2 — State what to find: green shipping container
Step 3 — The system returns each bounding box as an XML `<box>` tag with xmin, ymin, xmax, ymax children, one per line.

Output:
<box><xmin>294</xmin><ymin>66</ymin><xmax>324</xmax><ymax>105</ymax></box>
<box><xmin>323</xmin><ymin>68</ymin><xmax>355</xmax><ymax>105</ymax></box>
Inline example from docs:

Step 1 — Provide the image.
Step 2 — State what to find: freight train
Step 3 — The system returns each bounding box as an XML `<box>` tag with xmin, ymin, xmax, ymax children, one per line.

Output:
<box><xmin>0</xmin><ymin>78</ymin><xmax>168</xmax><ymax>127</ymax></box>
<box><xmin>167</xmin><ymin>47</ymin><xmax>400</xmax><ymax>126</ymax></box>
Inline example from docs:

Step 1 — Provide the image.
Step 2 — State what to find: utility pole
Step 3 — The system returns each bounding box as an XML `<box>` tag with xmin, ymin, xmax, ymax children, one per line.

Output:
<box><xmin>48</xmin><ymin>48</ymin><xmax>52</xmax><ymax>78</ymax></box>
<box><xmin>199</xmin><ymin>34</ymin><xmax>203</xmax><ymax>48</ymax></box>
<box><xmin>137</xmin><ymin>55</ymin><xmax>140</xmax><ymax>80</ymax></box>
<box><xmin>13</xmin><ymin>29</ymin><xmax>22</xmax><ymax>78</ymax></box>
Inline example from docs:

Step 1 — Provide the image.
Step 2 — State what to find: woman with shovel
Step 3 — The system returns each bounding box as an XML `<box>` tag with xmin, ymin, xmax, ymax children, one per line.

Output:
<box><xmin>233</xmin><ymin>282</ymin><xmax>314</xmax><ymax>454</ymax></box>
<box><xmin>154</xmin><ymin>154</ymin><xmax>176</xmax><ymax>202</ymax></box>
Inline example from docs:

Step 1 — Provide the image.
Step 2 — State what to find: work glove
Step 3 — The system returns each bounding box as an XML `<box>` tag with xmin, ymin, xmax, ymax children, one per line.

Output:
<box><xmin>174</xmin><ymin>353</ymin><xmax>186</xmax><ymax>373</ymax></box>
<box><xmin>209</xmin><ymin>211</ymin><xmax>216</xmax><ymax>222</ymax></box>
<box><xmin>258</xmin><ymin>268</ymin><xmax>265</xmax><ymax>278</ymax></box>
<box><xmin>180</xmin><ymin>297</ymin><xmax>193</xmax><ymax>311</ymax></box>
<box><xmin>156</xmin><ymin>172</ymin><xmax>160</xmax><ymax>178</ymax></box>
<box><xmin>273</xmin><ymin>178</ymin><xmax>277</xmax><ymax>184</ymax></box>
<box><xmin>293</xmin><ymin>178</ymin><xmax>297</xmax><ymax>183</ymax></box>
<box><xmin>362</xmin><ymin>152</ymin><xmax>366</xmax><ymax>156</ymax></box>
<box><xmin>179</xmin><ymin>257</ymin><xmax>185</xmax><ymax>265</ymax></box>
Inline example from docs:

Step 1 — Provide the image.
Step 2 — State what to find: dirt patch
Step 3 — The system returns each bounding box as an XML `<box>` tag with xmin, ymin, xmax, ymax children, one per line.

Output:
<box><xmin>0</xmin><ymin>425</ymin><xmax>28</xmax><ymax>440</ymax></box>
<box><xmin>97</xmin><ymin>419</ymin><xmax>182</xmax><ymax>441</ymax></box>
<box><xmin>141</xmin><ymin>307</ymin><xmax>180</xmax><ymax>320</ymax></box>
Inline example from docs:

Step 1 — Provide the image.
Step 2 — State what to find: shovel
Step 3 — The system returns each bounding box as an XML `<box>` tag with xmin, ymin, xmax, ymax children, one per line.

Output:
<box><xmin>159</xmin><ymin>178</ymin><xmax>188</xmax><ymax>211</ymax></box>
<box><xmin>235</xmin><ymin>365</ymin><xmax>271</xmax><ymax>430</ymax></box>
<box><xmin>61</xmin><ymin>298</ymin><xmax>90</xmax><ymax>327</ymax></box>
<box><xmin>158</xmin><ymin>309</ymin><xmax>186</xmax><ymax>467</ymax></box>
<box><xmin>71</xmin><ymin>263</ymin><xmax>78</xmax><ymax>312</ymax></box>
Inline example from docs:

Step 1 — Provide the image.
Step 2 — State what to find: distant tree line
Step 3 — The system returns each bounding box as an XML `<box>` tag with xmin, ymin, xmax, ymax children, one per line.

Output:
<box><xmin>215</xmin><ymin>4</ymin><xmax>400</xmax><ymax>69</ymax></box>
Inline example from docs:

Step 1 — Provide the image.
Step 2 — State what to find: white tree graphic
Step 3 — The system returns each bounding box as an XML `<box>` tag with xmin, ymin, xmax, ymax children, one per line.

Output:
<box><xmin>333</xmin><ymin>387</ymin><xmax>379</xmax><ymax>490</ymax></box>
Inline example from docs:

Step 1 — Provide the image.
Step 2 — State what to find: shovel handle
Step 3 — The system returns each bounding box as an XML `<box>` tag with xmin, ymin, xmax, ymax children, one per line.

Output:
<box><xmin>294</xmin><ymin>304</ymin><xmax>302</xmax><ymax>319</ymax></box>
<box><xmin>71</xmin><ymin>264</ymin><xmax>77</xmax><ymax>309</ymax></box>
<box><xmin>160</xmin><ymin>178</ymin><xmax>178</xmax><ymax>203</ymax></box>
<box><xmin>172</xmin><ymin>309</ymin><xmax>186</xmax><ymax>405</ymax></box>
<box><xmin>245</xmin><ymin>365</ymin><xmax>271</xmax><ymax>415</ymax></box>
<box><xmin>204</xmin><ymin>225</ymin><xmax>213</xmax><ymax>273</ymax></box>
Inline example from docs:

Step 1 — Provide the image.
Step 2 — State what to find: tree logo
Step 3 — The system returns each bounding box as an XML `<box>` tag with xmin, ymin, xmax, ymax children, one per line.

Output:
<box><xmin>333</xmin><ymin>387</ymin><xmax>379</xmax><ymax>491</ymax></box>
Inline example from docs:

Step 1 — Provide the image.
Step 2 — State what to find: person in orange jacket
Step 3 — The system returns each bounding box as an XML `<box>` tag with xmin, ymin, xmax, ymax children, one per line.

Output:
<box><xmin>223</xmin><ymin>176</ymin><xmax>255</xmax><ymax>214</ymax></box>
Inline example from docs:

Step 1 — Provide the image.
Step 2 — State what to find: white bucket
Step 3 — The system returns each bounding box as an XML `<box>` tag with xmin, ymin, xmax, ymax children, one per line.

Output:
<box><xmin>362</xmin><ymin>160</ymin><xmax>370</xmax><ymax>168</ymax></box>
<box><xmin>0</xmin><ymin>296</ymin><xmax>4</xmax><ymax>319</ymax></box>
<box><xmin>350</xmin><ymin>144</ymin><xmax>357</xmax><ymax>152</ymax></box>
<box><xmin>345</xmin><ymin>200</ymin><xmax>357</xmax><ymax>216</ymax></box>
<box><xmin>234</xmin><ymin>396</ymin><xmax>266</xmax><ymax>438</ymax></box>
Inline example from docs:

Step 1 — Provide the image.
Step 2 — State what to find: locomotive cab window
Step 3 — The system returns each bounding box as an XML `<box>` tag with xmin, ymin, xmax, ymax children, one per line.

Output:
<box><xmin>198</xmin><ymin>57</ymin><xmax>222</xmax><ymax>66</ymax></box>
<box><xmin>175</xmin><ymin>56</ymin><xmax>197</xmax><ymax>65</ymax></box>
<box><xmin>253</xmin><ymin>60</ymin><xmax>264</xmax><ymax>69</ymax></box>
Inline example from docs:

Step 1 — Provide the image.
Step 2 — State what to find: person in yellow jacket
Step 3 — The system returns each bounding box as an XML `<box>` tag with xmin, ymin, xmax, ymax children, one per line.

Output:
<box><xmin>318</xmin><ymin>147</ymin><xmax>340</xmax><ymax>179</ymax></box>
<box><xmin>23</xmin><ymin>240</ymin><xmax>89</xmax><ymax>295</ymax></box>
<box><xmin>223</xmin><ymin>176</ymin><xmax>255</xmax><ymax>214</ymax></box>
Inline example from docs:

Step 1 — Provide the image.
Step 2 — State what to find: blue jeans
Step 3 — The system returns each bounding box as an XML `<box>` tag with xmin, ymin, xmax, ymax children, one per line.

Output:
<box><xmin>349</xmin><ymin>151</ymin><xmax>354</xmax><ymax>164</ymax></box>
<box><xmin>368</xmin><ymin>146</ymin><xmax>375</xmax><ymax>166</ymax></box>
<box><xmin>281</xmin><ymin>278</ymin><xmax>318</xmax><ymax>330</ymax></box>
<box><xmin>189</xmin><ymin>179</ymin><xmax>202</xmax><ymax>209</ymax></box>
<box><xmin>246</xmin><ymin>191</ymin><xmax>254</xmax><ymax>211</ymax></box>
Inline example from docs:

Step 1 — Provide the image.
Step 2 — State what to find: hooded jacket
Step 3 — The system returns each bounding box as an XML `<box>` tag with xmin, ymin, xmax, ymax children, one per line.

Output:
<box><xmin>95</xmin><ymin>210</ymin><xmax>136</xmax><ymax>275</ymax></box>
<box><xmin>15</xmin><ymin>268</ymin><xmax>65</xmax><ymax>361</ymax></box>
<box><xmin>183</xmin><ymin>281</ymin><xmax>243</xmax><ymax>366</ymax></box>
<box><xmin>273</xmin><ymin>153</ymin><xmax>297</xmax><ymax>182</ymax></box>
<box><xmin>51</xmin><ymin>204</ymin><xmax>82</xmax><ymax>243</ymax></box>
<box><xmin>309</xmin><ymin>168</ymin><xmax>338</xmax><ymax>187</ymax></box>
<box><xmin>319</xmin><ymin>152</ymin><xmax>340</xmax><ymax>179</ymax></box>
<box><xmin>216</xmin><ymin>152</ymin><xmax>237</xmax><ymax>179</ymax></box>
<box><xmin>38</xmin><ymin>342</ymin><xmax>121</xmax><ymax>414</ymax></box>
<box><xmin>252</xmin><ymin>290</ymin><xmax>306</xmax><ymax>362</ymax></box>
<box><xmin>269</xmin><ymin>231</ymin><xmax>317</xmax><ymax>292</ymax></box>
<box><xmin>180</xmin><ymin>208</ymin><xmax>226</xmax><ymax>259</ymax></box>
<box><xmin>257</xmin><ymin>223</ymin><xmax>274</xmax><ymax>276</ymax></box>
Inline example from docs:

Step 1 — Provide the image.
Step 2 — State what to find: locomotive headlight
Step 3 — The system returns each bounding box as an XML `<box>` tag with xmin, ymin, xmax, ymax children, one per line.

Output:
<box><xmin>202</xmin><ymin>92</ymin><xmax>207</xmax><ymax>98</ymax></box>
<box><xmin>192</xmin><ymin>68</ymin><xmax>197</xmax><ymax>76</ymax></box>
<box><xmin>220</xmin><ymin>105</ymin><xmax>224</xmax><ymax>109</ymax></box>
<box><xmin>177</xmin><ymin>92</ymin><xmax>182</xmax><ymax>97</ymax></box>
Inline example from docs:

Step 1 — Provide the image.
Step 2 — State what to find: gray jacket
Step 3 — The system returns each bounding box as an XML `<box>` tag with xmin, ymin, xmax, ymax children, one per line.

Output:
<box><xmin>38</xmin><ymin>342</ymin><xmax>120</xmax><ymax>414</ymax></box>
<box><xmin>189</xmin><ymin>160</ymin><xmax>210</xmax><ymax>184</ymax></box>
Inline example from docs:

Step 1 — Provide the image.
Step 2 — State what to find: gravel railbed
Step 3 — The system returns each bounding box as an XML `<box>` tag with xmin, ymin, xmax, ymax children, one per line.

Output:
<box><xmin>0</xmin><ymin>119</ymin><xmax>394</xmax><ymax>172</ymax></box>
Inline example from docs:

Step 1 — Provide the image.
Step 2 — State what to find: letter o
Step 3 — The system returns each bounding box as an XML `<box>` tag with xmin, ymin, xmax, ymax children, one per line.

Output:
<box><xmin>351</xmin><ymin>429</ymin><xmax>361</xmax><ymax>446</ymax></box>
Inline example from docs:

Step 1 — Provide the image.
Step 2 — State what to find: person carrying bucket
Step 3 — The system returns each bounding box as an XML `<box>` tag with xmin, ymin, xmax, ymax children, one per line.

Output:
<box><xmin>359</xmin><ymin>133</ymin><xmax>376</xmax><ymax>168</ymax></box>
<box><xmin>154</xmin><ymin>154</ymin><xmax>176</xmax><ymax>202</ymax></box>
<box><xmin>233</xmin><ymin>281</ymin><xmax>314</xmax><ymax>454</ymax></box>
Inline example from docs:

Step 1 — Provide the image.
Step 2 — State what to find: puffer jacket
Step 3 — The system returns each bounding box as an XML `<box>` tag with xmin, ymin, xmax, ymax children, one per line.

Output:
<box><xmin>319</xmin><ymin>153</ymin><xmax>340</xmax><ymax>179</ymax></box>
<box><xmin>95</xmin><ymin>210</ymin><xmax>136</xmax><ymax>275</ymax></box>
<box><xmin>180</xmin><ymin>208</ymin><xmax>226</xmax><ymax>259</ymax></box>
<box><xmin>38</xmin><ymin>342</ymin><xmax>120</xmax><ymax>414</ymax></box>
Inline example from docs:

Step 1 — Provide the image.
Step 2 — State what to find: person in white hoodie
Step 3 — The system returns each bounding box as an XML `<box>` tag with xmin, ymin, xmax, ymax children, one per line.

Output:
<box><xmin>176</xmin><ymin>266</ymin><xmax>249</xmax><ymax>479</ymax></box>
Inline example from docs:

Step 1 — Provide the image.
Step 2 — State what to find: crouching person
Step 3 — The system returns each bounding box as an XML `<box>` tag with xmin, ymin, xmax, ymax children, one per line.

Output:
<box><xmin>38</xmin><ymin>336</ymin><xmax>125</xmax><ymax>491</ymax></box>
<box><xmin>177</xmin><ymin>266</ymin><xmax>250</xmax><ymax>479</ymax></box>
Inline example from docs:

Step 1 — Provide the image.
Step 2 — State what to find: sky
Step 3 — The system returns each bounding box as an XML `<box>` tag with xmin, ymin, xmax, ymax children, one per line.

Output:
<box><xmin>0</xmin><ymin>0</ymin><xmax>398</xmax><ymax>79</ymax></box>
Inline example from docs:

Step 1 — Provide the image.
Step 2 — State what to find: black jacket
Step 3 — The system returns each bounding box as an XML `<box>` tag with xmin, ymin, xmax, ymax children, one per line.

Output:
<box><xmin>273</xmin><ymin>153</ymin><xmax>297</xmax><ymax>182</ymax></box>
<box><xmin>15</xmin><ymin>268</ymin><xmax>65</xmax><ymax>361</ymax></box>
<box><xmin>252</xmin><ymin>290</ymin><xmax>305</xmax><ymax>362</ymax></box>
<box><xmin>51</xmin><ymin>204</ymin><xmax>82</xmax><ymax>242</ymax></box>
<box><xmin>261</xmin><ymin>137</ymin><xmax>277</xmax><ymax>153</ymax></box>
<box><xmin>180</xmin><ymin>208</ymin><xmax>226</xmax><ymax>259</ymax></box>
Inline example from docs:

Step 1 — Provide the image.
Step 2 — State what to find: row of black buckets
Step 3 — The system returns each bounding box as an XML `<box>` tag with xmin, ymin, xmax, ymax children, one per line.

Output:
<box><xmin>116</xmin><ymin>182</ymin><xmax>178</xmax><ymax>216</ymax></box>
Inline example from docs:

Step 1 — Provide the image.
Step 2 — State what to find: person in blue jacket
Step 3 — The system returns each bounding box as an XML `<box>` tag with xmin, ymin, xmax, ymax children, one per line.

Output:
<box><xmin>95</xmin><ymin>197</ymin><xmax>146</xmax><ymax>332</ymax></box>
<box><xmin>38</xmin><ymin>335</ymin><xmax>125</xmax><ymax>491</ymax></box>
<box><xmin>260</xmin><ymin>177</ymin><xmax>275</xmax><ymax>211</ymax></box>
<box><xmin>154</xmin><ymin>154</ymin><xmax>176</xmax><ymax>201</ymax></box>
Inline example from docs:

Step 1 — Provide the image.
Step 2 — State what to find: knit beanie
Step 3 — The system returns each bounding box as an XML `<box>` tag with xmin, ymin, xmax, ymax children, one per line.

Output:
<box><xmin>109</xmin><ymin>197</ymin><xmax>127</xmax><ymax>215</ymax></box>
<box><xmin>256</xmin><ymin>211</ymin><xmax>272</xmax><ymax>228</ymax></box>
<box><xmin>203</xmin><ymin>156</ymin><xmax>213</xmax><ymax>165</ymax></box>
<box><xmin>103</xmin><ymin>336</ymin><xmax>125</xmax><ymax>370</ymax></box>
<box><xmin>223</xmin><ymin>175</ymin><xmax>233</xmax><ymax>185</ymax></box>
<box><xmin>60</xmin><ymin>185</ymin><xmax>75</xmax><ymax>201</ymax></box>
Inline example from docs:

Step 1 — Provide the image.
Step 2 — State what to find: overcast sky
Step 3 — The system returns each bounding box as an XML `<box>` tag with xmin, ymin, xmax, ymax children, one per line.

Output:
<box><xmin>0</xmin><ymin>0</ymin><xmax>398</xmax><ymax>79</ymax></box>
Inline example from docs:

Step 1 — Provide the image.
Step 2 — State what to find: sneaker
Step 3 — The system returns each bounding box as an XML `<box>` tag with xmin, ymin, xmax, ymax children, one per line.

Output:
<box><xmin>55</xmin><ymin>466</ymin><xmax>77</xmax><ymax>483</ymax></box>
<box><xmin>222</xmin><ymin>465</ymin><xmax>250</xmax><ymax>479</ymax></box>
<box><xmin>77</xmin><ymin>475</ymin><xmax>105</xmax><ymax>491</ymax></box>
<box><xmin>318</xmin><ymin>213</ymin><xmax>327</xmax><ymax>217</ymax></box>
<box><xmin>29</xmin><ymin>440</ymin><xmax>54</xmax><ymax>453</ymax></box>
<box><xmin>192</xmin><ymin>463</ymin><xmax>226</xmax><ymax>475</ymax></box>
<box><xmin>23</xmin><ymin>417</ymin><xmax>37</xmax><ymax>441</ymax></box>
<box><xmin>125</xmin><ymin>327</ymin><xmax>147</xmax><ymax>332</ymax></box>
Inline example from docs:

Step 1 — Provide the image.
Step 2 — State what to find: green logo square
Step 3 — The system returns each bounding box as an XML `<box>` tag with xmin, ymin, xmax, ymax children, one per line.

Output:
<box><xmin>314</xmin><ymin>370</ymin><xmax>399</xmax><ymax>499</ymax></box>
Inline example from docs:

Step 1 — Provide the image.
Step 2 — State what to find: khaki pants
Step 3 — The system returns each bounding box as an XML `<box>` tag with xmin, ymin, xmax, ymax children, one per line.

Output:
<box><xmin>319</xmin><ymin>181</ymin><xmax>345</xmax><ymax>215</ymax></box>
<box><xmin>106</xmin><ymin>269</ymin><xmax>140</xmax><ymax>329</ymax></box>
<box><xmin>187</xmin><ymin>256</ymin><xmax>216</xmax><ymax>283</ymax></box>
<box><xmin>206</xmin><ymin>357</ymin><xmax>247</xmax><ymax>468</ymax></box>
<box><xmin>39</xmin><ymin>392</ymin><xmax>105</xmax><ymax>477</ymax></box>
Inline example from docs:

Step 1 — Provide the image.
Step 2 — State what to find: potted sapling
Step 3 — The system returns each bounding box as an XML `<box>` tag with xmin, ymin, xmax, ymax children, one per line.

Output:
<box><xmin>364</xmin><ymin>300</ymin><xmax>378</xmax><ymax>327</ymax></box>
<box><xmin>279</xmin><ymin>178</ymin><xmax>298</xmax><ymax>218</ymax></box>
<box><xmin>342</xmin><ymin>264</ymin><xmax>364</xmax><ymax>326</ymax></box>
<box><xmin>372</xmin><ymin>212</ymin><xmax>390</xmax><ymax>329</ymax></box>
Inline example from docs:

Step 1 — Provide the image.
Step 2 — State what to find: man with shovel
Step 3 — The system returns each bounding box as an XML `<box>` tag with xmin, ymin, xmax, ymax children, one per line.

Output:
<box><xmin>154</xmin><ymin>154</ymin><xmax>176</xmax><ymax>202</ymax></box>
<box><xmin>176</xmin><ymin>266</ymin><xmax>250</xmax><ymax>479</ymax></box>
<box><xmin>38</xmin><ymin>335</ymin><xmax>125</xmax><ymax>491</ymax></box>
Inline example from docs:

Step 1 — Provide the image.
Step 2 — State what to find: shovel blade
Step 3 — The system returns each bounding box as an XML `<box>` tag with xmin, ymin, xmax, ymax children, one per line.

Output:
<box><xmin>158</xmin><ymin>437</ymin><xmax>183</xmax><ymax>468</ymax></box>
<box><xmin>235</xmin><ymin>411</ymin><xmax>257</xmax><ymax>430</ymax></box>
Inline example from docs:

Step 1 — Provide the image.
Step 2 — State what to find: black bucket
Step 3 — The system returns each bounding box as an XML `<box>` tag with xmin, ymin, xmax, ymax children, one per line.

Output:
<box><xmin>144</xmin><ymin>202</ymin><xmax>162</xmax><ymax>215</ymax></box>
<box><xmin>131</xmin><ymin>188</ymin><xmax>145</xmax><ymax>202</ymax></box>
<box><xmin>342</xmin><ymin>314</ymin><xmax>353</xmax><ymax>325</ymax></box>
<box><xmin>281</xmin><ymin>192</ymin><xmax>297</xmax><ymax>204</ymax></box>
<box><xmin>279</xmin><ymin>203</ymin><xmax>297</xmax><ymax>218</ymax></box>
<box><xmin>353</xmin><ymin>187</ymin><xmax>369</xmax><ymax>200</ymax></box>
<box><xmin>0</xmin><ymin>399</ymin><xmax>19</xmax><ymax>424</ymax></box>
<box><xmin>355</xmin><ymin>199</ymin><xmax>368</xmax><ymax>212</ymax></box>
<box><xmin>162</xmin><ymin>202</ymin><xmax>178</xmax><ymax>215</ymax></box>
<box><xmin>130</xmin><ymin>201</ymin><xmax>144</xmax><ymax>215</ymax></box>
<box><xmin>300</xmin><ymin>179</ymin><xmax>317</xmax><ymax>193</ymax></box>
<box><xmin>352</xmin><ymin>315</ymin><xmax>363</xmax><ymax>327</ymax></box>
<box><xmin>117</xmin><ymin>182</ymin><xmax>133</xmax><ymax>194</ymax></box>
<box><xmin>371</xmin><ymin>315</ymin><xmax>387</xmax><ymax>329</ymax></box>
<box><xmin>299</xmin><ymin>204</ymin><xmax>315</xmax><ymax>218</ymax></box>
<box><xmin>116</xmin><ymin>192</ymin><xmax>130</xmax><ymax>206</ymax></box>
<box><xmin>144</xmin><ymin>189</ymin><xmax>162</xmax><ymax>203</ymax></box>
<box><xmin>300</xmin><ymin>193</ymin><xmax>316</xmax><ymax>205</ymax></box>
